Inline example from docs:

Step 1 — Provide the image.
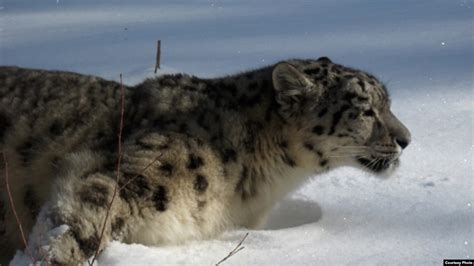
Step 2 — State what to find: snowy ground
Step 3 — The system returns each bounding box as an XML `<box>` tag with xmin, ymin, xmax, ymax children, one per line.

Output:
<box><xmin>2</xmin><ymin>0</ymin><xmax>473</xmax><ymax>265</ymax></box>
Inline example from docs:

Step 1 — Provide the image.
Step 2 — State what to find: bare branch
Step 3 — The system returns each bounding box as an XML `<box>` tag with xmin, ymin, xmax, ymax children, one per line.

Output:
<box><xmin>89</xmin><ymin>73</ymin><xmax>126</xmax><ymax>265</ymax></box>
<box><xmin>154</xmin><ymin>40</ymin><xmax>161</xmax><ymax>73</ymax></box>
<box><xmin>215</xmin><ymin>232</ymin><xmax>249</xmax><ymax>266</ymax></box>
<box><xmin>2</xmin><ymin>151</ymin><xmax>35</xmax><ymax>263</ymax></box>
<box><xmin>118</xmin><ymin>155</ymin><xmax>161</xmax><ymax>192</ymax></box>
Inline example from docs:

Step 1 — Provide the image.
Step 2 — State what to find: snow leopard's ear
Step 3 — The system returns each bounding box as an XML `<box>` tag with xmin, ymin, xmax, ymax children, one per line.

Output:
<box><xmin>272</xmin><ymin>62</ymin><xmax>323</xmax><ymax>118</ymax></box>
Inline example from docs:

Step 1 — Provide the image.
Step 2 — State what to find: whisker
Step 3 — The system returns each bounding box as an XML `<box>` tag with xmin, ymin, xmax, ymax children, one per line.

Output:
<box><xmin>363</xmin><ymin>157</ymin><xmax>376</xmax><ymax>168</ymax></box>
<box><xmin>368</xmin><ymin>157</ymin><xmax>381</xmax><ymax>169</ymax></box>
<box><xmin>329</xmin><ymin>153</ymin><xmax>366</xmax><ymax>156</ymax></box>
<box><xmin>329</xmin><ymin>151</ymin><xmax>366</xmax><ymax>155</ymax></box>
<box><xmin>328</xmin><ymin>155</ymin><xmax>359</xmax><ymax>158</ymax></box>
<box><xmin>331</xmin><ymin>148</ymin><xmax>366</xmax><ymax>152</ymax></box>
<box><xmin>331</xmin><ymin>145</ymin><xmax>369</xmax><ymax>148</ymax></box>
<box><xmin>329</xmin><ymin>153</ymin><xmax>367</xmax><ymax>158</ymax></box>
<box><xmin>330</xmin><ymin>146</ymin><xmax>369</xmax><ymax>151</ymax></box>
<box><xmin>332</xmin><ymin>149</ymin><xmax>367</xmax><ymax>153</ymax></box>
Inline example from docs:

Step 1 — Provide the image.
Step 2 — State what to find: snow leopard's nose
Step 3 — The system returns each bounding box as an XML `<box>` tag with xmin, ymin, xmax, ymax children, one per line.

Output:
<box><xmin>393</xmin><ymin>121</ymin><xmax>411</xmax><ymax>150</ymax></box>
<box><xmin>395</xmin><ymin>137</ymin><xmax>409</xmax><ymax>149</ymax></box>
<box><xmin>383</xmin><ymin>109</ymin><xmax>411</xmax><ymax>150</ymax></box>
<box><xmin>393</xmin><ymin>123</ymin><xmax>411</xmax><ymax>150</ymax></box>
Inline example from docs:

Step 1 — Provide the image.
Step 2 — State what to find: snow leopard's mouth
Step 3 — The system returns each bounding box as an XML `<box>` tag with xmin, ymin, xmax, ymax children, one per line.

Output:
<box><xmin>356</xmin><ymin>156</ymin><xmax>398</xmax><ymax>173</ymax></box>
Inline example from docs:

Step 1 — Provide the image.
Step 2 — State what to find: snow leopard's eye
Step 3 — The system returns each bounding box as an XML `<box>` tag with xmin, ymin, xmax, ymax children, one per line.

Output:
<box><xmin>347</xmin><ymin>107</ymin><xmax>374</xmax><ymax>120</ymax></box>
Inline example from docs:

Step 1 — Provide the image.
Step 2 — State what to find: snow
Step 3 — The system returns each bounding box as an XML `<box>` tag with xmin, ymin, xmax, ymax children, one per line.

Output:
<box><xmin>2</xmin><ymin>0</ymin><xmax>473</xmax><ymax>265</ymax></box>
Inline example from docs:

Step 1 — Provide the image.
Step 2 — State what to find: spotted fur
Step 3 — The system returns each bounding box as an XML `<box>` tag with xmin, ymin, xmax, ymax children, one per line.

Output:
<box><xmin>0</xmin><ymin>58</ymin><xmax>410</xmax><ymax>264</ymax></box>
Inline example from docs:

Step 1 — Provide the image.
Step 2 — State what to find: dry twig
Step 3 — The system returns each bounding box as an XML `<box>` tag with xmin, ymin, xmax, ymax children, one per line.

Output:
<box><xmin>215</xmin><ymin>232</ymin><xmax>249</xmax><ymax>266</ymax></box>
<box><xmin>154</xmin><ymin>40</ymin><xmax>161</xmax><ymax>73</ymax></box>
<box><xmin>89</xmin><ymin>73</ymin><xmax>126</xmax><ymax>265</ymax></box>
<box><xmin>118</xmin><ymin>156</ymin><xmax>161</xmax><ymax>192</ymax></box>
<box><xmin>2</xmin><ymin>151</ymin><xmax>35</xmax><ymax>263</ymax></box>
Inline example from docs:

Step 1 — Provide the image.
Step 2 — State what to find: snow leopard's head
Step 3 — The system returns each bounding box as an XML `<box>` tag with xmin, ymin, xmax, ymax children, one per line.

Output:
<box><xmin>272</xmin><ymin>57</ymin><xmax>411</xmax><ymax>174</ymax></box>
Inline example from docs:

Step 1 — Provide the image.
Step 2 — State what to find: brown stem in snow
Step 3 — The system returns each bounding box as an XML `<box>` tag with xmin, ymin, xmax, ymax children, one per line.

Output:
<box><xmin>89</xmin><ymin>73</ymin><xmax>126</xmax><ymax>265</ymax></box>
<box><xmin>154</xmin><ymin>40</ymin><xmax>161</xmax><ymax>73</ymax></box>
<box><xmin>2</xmin><ymin>151</ymin><xmax>35</xmax><ymax>264</ymax></box>
<box><xmin>215</xmin><ymin>232</ymin><xmax>249</xmax><ymax>266</ymax></box>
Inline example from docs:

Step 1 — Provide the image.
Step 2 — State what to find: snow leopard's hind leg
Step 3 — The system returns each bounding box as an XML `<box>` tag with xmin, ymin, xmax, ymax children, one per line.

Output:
<box><xmin>15</xmin><ymin>151</ymin><xmax>133</xmax><ymax>265</ymax></box>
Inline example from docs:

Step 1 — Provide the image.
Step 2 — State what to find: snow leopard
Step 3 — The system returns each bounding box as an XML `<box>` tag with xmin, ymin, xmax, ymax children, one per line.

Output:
<box><xmin>0</xmin><ymin>57</ymin><xmax>411</xmax><ymax>264</ymax></box>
